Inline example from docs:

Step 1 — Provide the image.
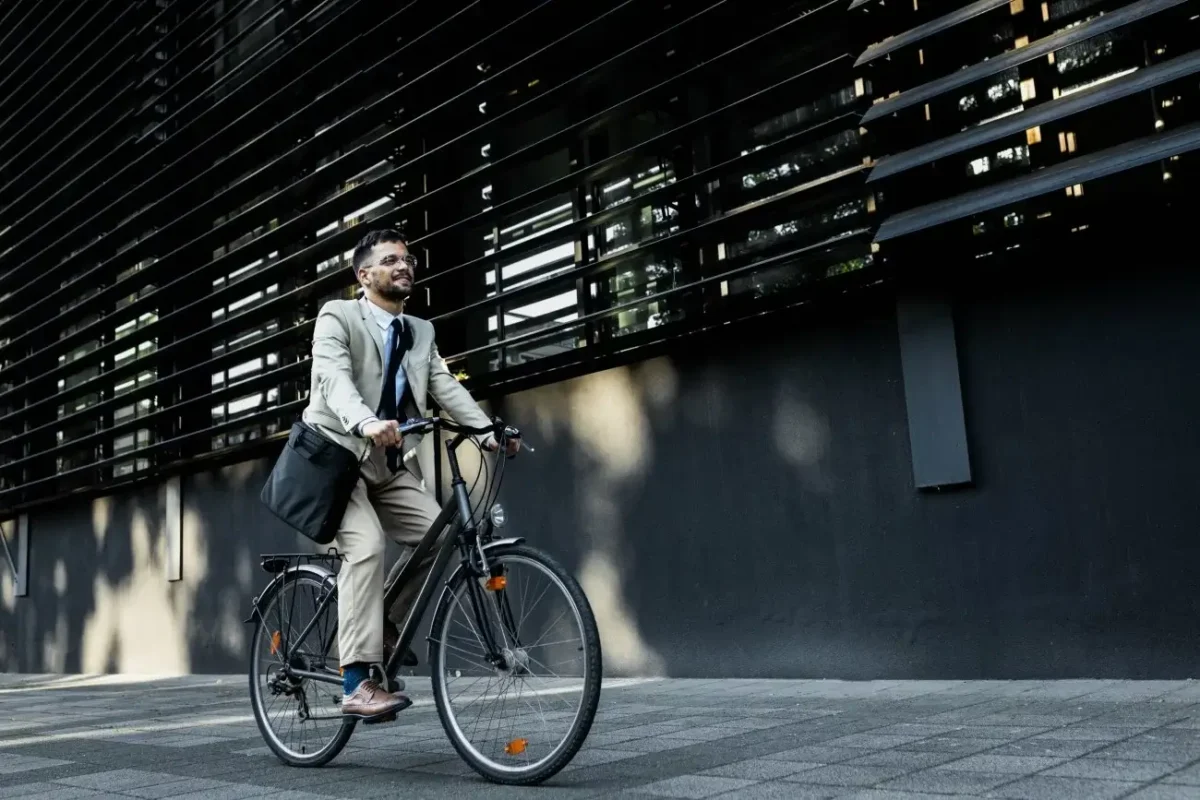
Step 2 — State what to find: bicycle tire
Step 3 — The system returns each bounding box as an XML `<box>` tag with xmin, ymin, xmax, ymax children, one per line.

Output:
<box><xmin>429</xmin><ymin>542</ymin><xmax>603</xmax><ymax>785</ymax></box>
<box><xmin>248</xmin><ymin>570</ymin><xmax>355</xmax><ymax>767</ymax></box>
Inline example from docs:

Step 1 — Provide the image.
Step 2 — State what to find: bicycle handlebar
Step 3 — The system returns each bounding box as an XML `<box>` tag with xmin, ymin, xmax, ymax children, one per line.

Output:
<box><xmin>398</xmin><ymin>416</ymin><xmax>526</xmax><ymax>444</ymax></box>
<box><xmin>355</xmin><ymin>416</ymin><xmax>532</xmax><ymax>453</ymax></box>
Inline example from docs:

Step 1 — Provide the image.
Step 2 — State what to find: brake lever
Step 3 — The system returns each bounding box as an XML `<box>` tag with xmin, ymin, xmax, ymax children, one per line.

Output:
<box><xmin>498</xmin><ymin>422</ymin><xmax>535</xmax><ymax>455</ymax></box>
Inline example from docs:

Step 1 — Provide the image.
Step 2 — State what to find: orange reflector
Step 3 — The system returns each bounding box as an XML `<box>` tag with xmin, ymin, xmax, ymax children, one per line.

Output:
<box><xmin>505</xmin><ymin>738</ymin><xmax>527</xmax><ymax>755</ymax></box>
<box><xmin>486</xmin><ymin>575</ymin><xmax>507</xmax><ymax>591</ymax></box>
<box><xmin>270</xmin><ymin>630</ymin><xmax>281</xmax><ymax>655</ymax></box>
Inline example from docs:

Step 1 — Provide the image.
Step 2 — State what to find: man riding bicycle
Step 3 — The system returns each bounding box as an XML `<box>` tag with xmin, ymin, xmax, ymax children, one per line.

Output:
<box><xmin>301</xmin><ymin>227</ymin><xmax>521</xmax><ymax>722</ymax></box>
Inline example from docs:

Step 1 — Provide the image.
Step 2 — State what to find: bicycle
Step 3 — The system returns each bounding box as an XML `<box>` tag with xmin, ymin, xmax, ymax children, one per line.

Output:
<box><xmin>244</xmin><ymin>417</ymin><xmax>603</xmax><ymax>785</ymax></box>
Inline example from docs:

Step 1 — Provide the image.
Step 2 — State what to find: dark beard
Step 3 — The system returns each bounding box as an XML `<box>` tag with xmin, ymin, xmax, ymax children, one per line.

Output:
<box><xmin>374</xmin><ymin>278</ymin><xmax>411</xmax><ymax>301</ymax></box>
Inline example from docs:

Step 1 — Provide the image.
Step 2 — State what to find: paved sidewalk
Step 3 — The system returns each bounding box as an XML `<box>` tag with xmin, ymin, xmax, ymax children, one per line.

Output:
<box><xmin>2</xmin><ymin>676</ymin><xmax>1200</xmax><ymax>798</ymax></box>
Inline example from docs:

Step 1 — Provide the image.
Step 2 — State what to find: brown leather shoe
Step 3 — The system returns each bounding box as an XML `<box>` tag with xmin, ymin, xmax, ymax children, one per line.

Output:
<box><xmin>383</xmin><ymin>623</ymin><xmax>419</xmax><ymax>667</ymax></box>
<box><xmin>342</xmin><ymin>679</ymin><xmax>412</xmax><ymax>720</ymax></box>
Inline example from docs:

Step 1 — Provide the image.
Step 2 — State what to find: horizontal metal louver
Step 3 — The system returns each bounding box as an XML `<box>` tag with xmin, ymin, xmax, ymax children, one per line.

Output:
<box><xmin>0</xmin><ymin>0</ymin><xmax>877</xmax><ymax>511</ymax></box>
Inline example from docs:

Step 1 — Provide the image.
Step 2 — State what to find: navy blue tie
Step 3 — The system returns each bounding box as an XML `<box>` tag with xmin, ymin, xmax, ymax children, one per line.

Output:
<box><xmin>378</xmin><ymin>319</ymin><xmax>411</xmax><ymax>471</ymax></box>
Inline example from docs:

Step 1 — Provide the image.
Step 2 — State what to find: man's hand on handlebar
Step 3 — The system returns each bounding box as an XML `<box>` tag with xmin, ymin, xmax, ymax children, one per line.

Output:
<box><xmin>483</xmin><ymin>431</ymin><xmax>522</xmax><ymax>458</ymax></box>
<box><xmin>360</xmin><ymin>419</ymin><xmax>402</xmax><ymax>448</ymax></box>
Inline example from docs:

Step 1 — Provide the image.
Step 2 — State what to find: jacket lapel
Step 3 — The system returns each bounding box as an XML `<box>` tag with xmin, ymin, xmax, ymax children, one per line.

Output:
<box><xmin>403</xmin><ymin>319</ymin><xmax>427</xmax><ymax>410</ymax></box>
<box><xmin>357</xmin><ymin>297</ymin><xmax>387</xmax><ymax>366</ymax></box>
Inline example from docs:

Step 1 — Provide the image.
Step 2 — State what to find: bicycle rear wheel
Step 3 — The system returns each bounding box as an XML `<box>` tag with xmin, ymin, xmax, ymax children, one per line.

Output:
<box><xmin>429</xmin><ymin>542</ymin><xmax>602</xmax><ymax>785</ymax></box>
<box><xmin>248</xmin><ymin>569</ymin><xmax>354</xmax><ymax>767</ymax></box>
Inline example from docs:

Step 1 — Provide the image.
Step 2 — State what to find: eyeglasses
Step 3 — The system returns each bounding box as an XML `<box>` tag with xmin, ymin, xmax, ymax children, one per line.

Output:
<box><xmin>377</xmin><ymin>253</ymin><xmax>419</xmax><ymax>269</ymax></box>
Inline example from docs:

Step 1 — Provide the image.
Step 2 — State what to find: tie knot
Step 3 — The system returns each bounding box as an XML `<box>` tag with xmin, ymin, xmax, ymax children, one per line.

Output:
<box><xmin>391</xmin><ymin>317</ymin><xmax>404</xmax><ymax>333</ymax></box>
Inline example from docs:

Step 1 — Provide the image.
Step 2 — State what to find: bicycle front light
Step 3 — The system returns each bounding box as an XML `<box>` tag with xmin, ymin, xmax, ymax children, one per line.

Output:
<box><xmin>490</xmin><ymin>503</ymin><xmax>507</xmax><ymax>528</ymax></box>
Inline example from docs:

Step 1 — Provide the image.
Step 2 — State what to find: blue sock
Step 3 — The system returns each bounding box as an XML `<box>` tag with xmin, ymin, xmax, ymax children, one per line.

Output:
<box><xmin>342</xmin><ymin>663</ymin><xmax>370</xmax><ymax>695</ymax></box>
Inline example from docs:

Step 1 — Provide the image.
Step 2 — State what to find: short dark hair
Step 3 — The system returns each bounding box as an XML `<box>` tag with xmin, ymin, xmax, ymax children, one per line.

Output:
<box><xmin>351</xmin><ymin>228</ymin><xmax>408</xmax><ymax>274</ymax></box>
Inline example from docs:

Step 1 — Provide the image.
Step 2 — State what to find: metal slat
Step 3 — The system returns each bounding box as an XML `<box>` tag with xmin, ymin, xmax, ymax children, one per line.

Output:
<box><xmin>0</xmin><ymin>0</ymin><xmax>271</xmax><ymax>183</ymax></box>
<box><xmin>433</xmin><ymin>166</ymin><xmax>870</xmax><ymax>328</ymax></box>
<box><xmin>0</xmin><ymin>320</ymin><xmax>315</xmax><ymax>454</ymax></box>
<box><xmin>874</xmin><ymin>121</ymin><xmax>1200</xmax><ymax>241</ymax></box>
<box><xmin>0</xmin><ymin>360</ymin><xmax>311</xmax><ymax>480</ymax></box>
<box><xmin>0</xmin><ymin>1</ymin><xmax>874</xmax><ymax>511</ymax></box>
<box><xmin>0</xmin><ymin>2</ymin><xmax>829</xmax><ymax>365</ymax></box>
<box><xmin>860</xmin><ymin>0</ymin><xmax>1191</xmax><ymax>123</ymax></box>
<box><xmin>0</xmin><ymin>399</ymin><xmax>310</xmax><ymax>505</ymax></box>
<box><xmin>0</xmin><ymin>0</ymin><xmax>99</xmax><ymax>102</ymax></box>
<box><xmin>0</xmin><ymin>0</ymin><xmax>376</xmax><ymax>274</ymax></box>
<box><xmin>869</xmin><ymin>48</ymin><xmax>1200</xmax><ymax>181</ymax></box>
<box><xmin>0</xmin><ymin>0</ymin><xmax>626</xmax><ymax>339</ymax></box>
<box><xmin>856</xmin><ymin>0</ymin><xmax>1012</xmax><ymax>66</ymax></box>
<box><xmin>444</xmin><ymin>226</ymin><xmax>874</xmax><ymax>365</ymax></box>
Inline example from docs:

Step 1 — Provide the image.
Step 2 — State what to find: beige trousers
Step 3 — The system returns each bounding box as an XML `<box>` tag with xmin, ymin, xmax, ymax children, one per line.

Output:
<box><xmin>334</xmin><ymin>449</ymin><xmax>446</xmax><ymax>666</ymax></box>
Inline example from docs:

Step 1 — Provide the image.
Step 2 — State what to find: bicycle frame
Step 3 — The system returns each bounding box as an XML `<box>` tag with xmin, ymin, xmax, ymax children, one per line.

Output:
<box><xmin>275</xmin><ymin>418</ymin><xmax>513</xmax><ymax>689</ymax></box>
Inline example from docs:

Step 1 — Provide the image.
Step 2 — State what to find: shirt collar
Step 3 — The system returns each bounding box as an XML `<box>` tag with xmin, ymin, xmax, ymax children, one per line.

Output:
<box><xmin>365</xmin><ymin>298</ymin><xmax>405</xmax><ymax>332</ymax></box>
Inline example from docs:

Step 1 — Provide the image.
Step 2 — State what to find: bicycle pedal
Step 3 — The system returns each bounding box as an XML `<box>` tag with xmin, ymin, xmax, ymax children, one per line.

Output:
<box><xmin>362</xmin><ymin>711</ymin><xmax>397</xmax><ymax>725</ymax></box>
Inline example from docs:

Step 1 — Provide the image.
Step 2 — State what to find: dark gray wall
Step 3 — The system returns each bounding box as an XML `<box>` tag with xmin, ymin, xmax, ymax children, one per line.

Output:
<box><xmin>4</xmin><ymin>266</ymin><xmax>1200</xmax><ymax>678</ymax></box>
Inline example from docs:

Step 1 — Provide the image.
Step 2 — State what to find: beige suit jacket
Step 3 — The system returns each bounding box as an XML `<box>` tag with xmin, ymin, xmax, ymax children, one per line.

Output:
<box><xmin>301</xmin><ymin>297</ymin><xmax>493</xmax><ymax>484</ymax></box>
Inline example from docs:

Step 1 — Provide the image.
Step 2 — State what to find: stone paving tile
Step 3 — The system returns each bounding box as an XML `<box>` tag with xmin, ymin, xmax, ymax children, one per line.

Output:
<box><xmin>821</xmin><ymin>733</ymin><xmax>931</xmax><ymax>749</ymax></box>
<box><xmin>876</xmin><ymin>768</ymin><xmax>1013</xmax><ymax>795</ymax></box>
<box><xmin>52</xmin><ymin>771</ymin><xmax>182</xmax><ymax>792</ymax></box>
<box><xmin>714</xmin><ymin>784</ymin><xmax>843</xmax><ymax>799</ymax></box>
<box><xmin>843</xmin><ymin>750</ymin><xmax>959</xmax><ymax>770</ymax></box>
<box><xmin>987</xmin><ymin>737</ymin><xmax>1105</xmax><ymax>759</ymax></box>
<box><xmin>762</xmin><ymin>744</ymin><xmax>864</xmax><ymax>764</ymax></box>
<box><xmin>1094</xmin><ymin>739</ymin><xmax>1200</xmax><ymax>764</ymax></box>
<box><xmin>117</xmin><ymin>778</ymin><xmax>233</xmax><ymax>798</ymax></box>
<box><xmin>843</xmin><ymin>791</ymin><xmax>974</xmax><ymax>800</ymax></box>
<box><xmin>951</xmin><ymin>725</ymin><xmax>1054</xmax><ymax>740</ymax></box>
<box><xmin>1043</xmin><ymin>757</ymin><xmax>1177</xmax><ymax>782</ymax></box>
<box><xmin>989</xmin><ymin>775</ymin><xmax>1143</xmax><ymax>799</ymax></box>
<box><xmin>632</xmin><ymin>775</ymin><xmax>757</xmax><ymax>798</ymax></box>
<box><xmin>661</xmin><ymin>727</ymin><xmax>743</xmax><ymax>742</ymax></box>
<box><xmin>870</xmin><ymin>723</ymin><xmax>965</xmax><ymax>738</ymax></box>
<box><xmin>0</xmin><ymin>757</ymin><xmax>73</xmax><ymax>777</ymax></box>
<box><xmin>1</xmin><ymin>787</ymin><xmax>116</xmax><ymax>800</ymax></box>
<box><xmin>609</xmin><ymin>736</ymin><xmax>697</xmax><ymax>754</ymax></box>
<box><xmin>1032</xmin><ymin>725</ymin><xmax>1139</xmax><ymax>742</ymax></box>
<box><xmin>165</xmin><ymin>783</ymin><xmax>282</xmax><ymax>799</ymax></box>
<box><xmin>783</xmin><ymin>763</ymin><xmax>909</xmax><ymax>787</ymax></box>
<box><xmin>698</xmin><ymin>758</ymin><xmax>821</xmax><ymax>780</ymax></box>
<box><xmin>0</xmin><ymin>786</ymin><xmax>67</xmax><ymax>800</ymax></box>
<box><xmin>7</xmin><ymin>677</ymin><xmax>1200</xmax><ymax>798</ymax></box>
<box><xmin>894</xmin><ymin>736</ymin><xmax>1002</xmax><ymax>756</ymax></box>
<box><xmin>934</xmin><ymin>753</ymin><xmax>1066</xmax><ymax>774</ymax></box>
<box><xmin>559</xmin><ymin>747</ymin><xmax>645</xmax><ymax>769</ymax></box>
<box><xmin>1125</xmin><ymin>787</ymin><xmax>1200</xmax><ymax>800</ymax></box>
<box><xmin>1161</xmin><ymin>761</ymin><xmax>1200</xmax><ymax>785</ymax></box>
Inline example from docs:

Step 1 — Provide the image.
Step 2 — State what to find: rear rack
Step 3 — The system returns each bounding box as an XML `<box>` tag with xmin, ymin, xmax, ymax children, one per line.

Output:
<box><xmin>259</xmin><ymin>549</ymin><xmax>344</xmax><ymax>574</ymax></box>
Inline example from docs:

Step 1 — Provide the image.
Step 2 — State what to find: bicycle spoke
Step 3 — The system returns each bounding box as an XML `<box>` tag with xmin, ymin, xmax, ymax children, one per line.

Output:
<box><xmin>432</xmin><ymin>549</ymin><xmax>596</xmax><ymax>780</ymax></box>
<box><xmin>250</xmin><ymin>571</ymin><xmax>350</xmax><ymax>765</ymax></box>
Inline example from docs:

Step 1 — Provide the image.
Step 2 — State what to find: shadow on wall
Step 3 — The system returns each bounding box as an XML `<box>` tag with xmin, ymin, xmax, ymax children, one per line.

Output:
<box><xmin>0</xmin><ymin>457</ymin><xmax>301</xmax><ymax>675</ymax></box>
<box><xmin>0</xmin><ymin>485</ymin><xmax>187</xmax><ymax>673</ymax></box>
<box><xmin>492</xmin><ymin>314</ymin><xmax>910</xmax><ymax>680</ymax></box>
<box><xmin>504</xmin><ymin>360</ymin><xmax>680</xmax><ymax>678</ymax></box>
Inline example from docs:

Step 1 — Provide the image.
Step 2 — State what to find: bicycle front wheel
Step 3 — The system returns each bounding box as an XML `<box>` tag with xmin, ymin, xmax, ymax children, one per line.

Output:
<box><xmin>429</xmin><ymin>543</ymin><xmax>602</xmax><ymax>785</ymax></box>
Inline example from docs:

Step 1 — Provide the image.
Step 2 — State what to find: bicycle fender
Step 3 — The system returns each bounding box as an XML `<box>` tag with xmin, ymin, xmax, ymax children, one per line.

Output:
<box><xmin>433</xmin><ymin>537</ymin><xmax>527</xmax><ymax>611</ymax></box>
<box><xmin>243</xmin><ymin>563</ymin><xmax>338</xmax><ymax>624</ymax></box>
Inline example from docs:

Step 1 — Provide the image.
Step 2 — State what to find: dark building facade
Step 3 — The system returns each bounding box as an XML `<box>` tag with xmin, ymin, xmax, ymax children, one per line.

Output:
<box><xmin>0</xmin><ymin>0</ymin><xmax>1197</xmax><ymax>677</ymax></box>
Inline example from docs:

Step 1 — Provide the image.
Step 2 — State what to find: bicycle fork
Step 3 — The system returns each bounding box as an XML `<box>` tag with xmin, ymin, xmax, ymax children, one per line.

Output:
<box><xmin>447</xmin><ymin>460</ymin><xmax>524</xmax><ymax>674</ymax></box>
